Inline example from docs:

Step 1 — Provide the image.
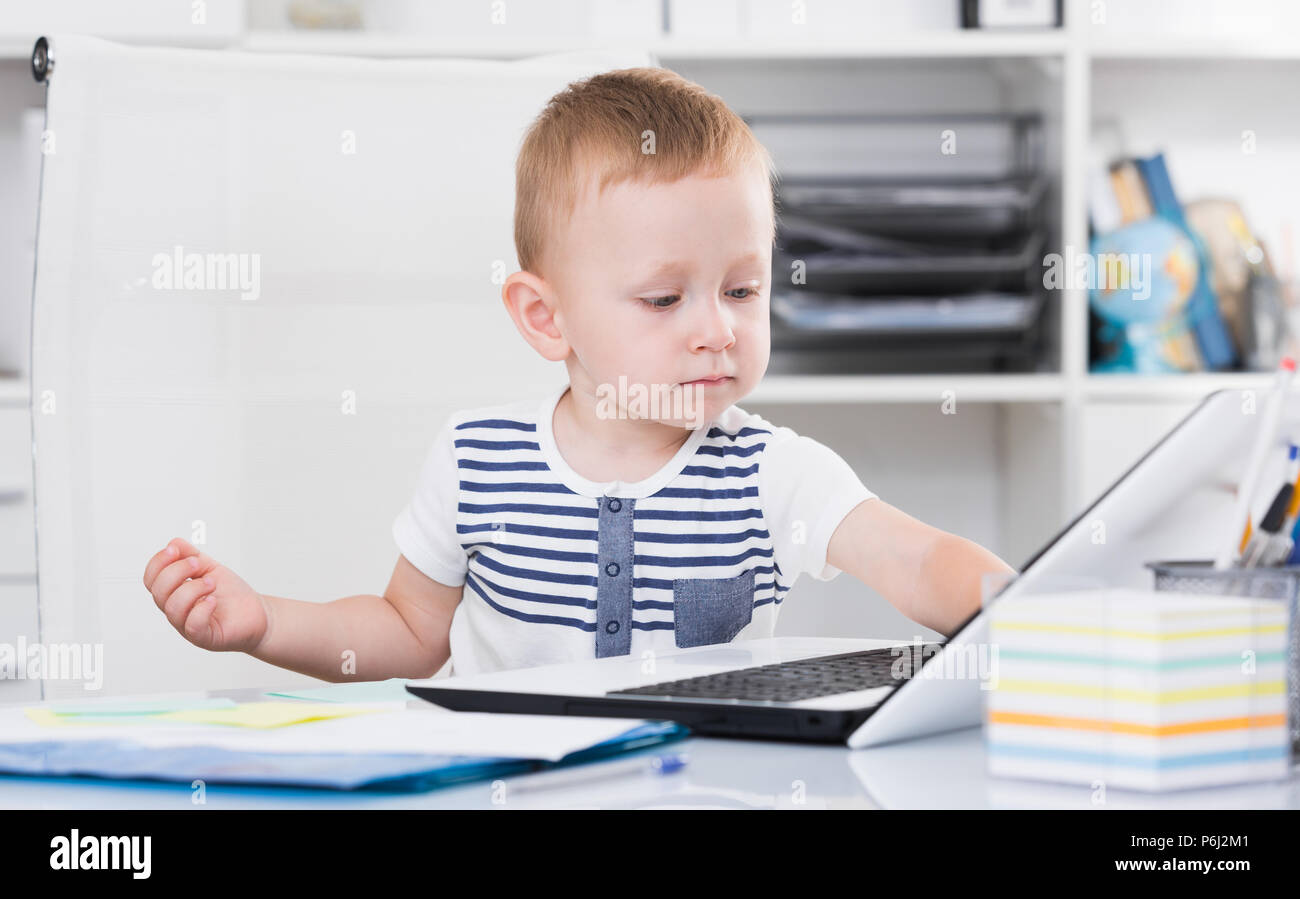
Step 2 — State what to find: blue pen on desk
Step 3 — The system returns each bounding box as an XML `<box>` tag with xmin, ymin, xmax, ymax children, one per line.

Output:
<box><xmin>505</xmin><ymin>751</ymin><xmax>688</xmax><ymax>796</ymax></box>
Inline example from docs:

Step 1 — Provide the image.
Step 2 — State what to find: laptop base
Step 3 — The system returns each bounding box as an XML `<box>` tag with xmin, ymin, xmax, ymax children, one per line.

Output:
<box><xmin>407</xmin><ymin>684</ymin><xmax>877</xmax><ymax>743</ymax></box>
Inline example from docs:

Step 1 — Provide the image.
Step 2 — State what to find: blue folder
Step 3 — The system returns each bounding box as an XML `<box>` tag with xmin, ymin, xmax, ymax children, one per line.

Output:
<box><xmin>0</xmin><ymin>721</ymin><xmax>689</xmax><ymax>792</ymax></box>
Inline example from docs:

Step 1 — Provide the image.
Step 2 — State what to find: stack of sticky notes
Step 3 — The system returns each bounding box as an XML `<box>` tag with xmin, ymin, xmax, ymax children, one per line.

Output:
<box><xmin>985</xmin><ymin>588</ymin><xmax>1291</xmax><ymax>792</ymax></box>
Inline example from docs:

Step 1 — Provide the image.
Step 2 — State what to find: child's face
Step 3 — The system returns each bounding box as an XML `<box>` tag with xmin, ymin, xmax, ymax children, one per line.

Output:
<box><xmin>546</xmin><ymin>165</ymin><xmax>773</xmax><ymax>428</ymax></box>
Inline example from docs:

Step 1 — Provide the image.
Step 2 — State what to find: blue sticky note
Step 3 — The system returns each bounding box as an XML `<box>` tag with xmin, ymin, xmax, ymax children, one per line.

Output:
<box><xmin>263</xmin><ymin>679</ymin><xmax>412</xmax><ymax>704</ymax></box>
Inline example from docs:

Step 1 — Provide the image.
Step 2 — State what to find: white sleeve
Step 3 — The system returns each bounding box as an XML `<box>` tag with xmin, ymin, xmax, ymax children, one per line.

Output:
<box><xmin>392</xmin><ymin>417</ymin><xmax>468</xmax><ymax>587</ymax></box>
<box><xmin>759</xmin><ymin>428</ymin><xmax>877</xmax><ymax>583</ymax></box>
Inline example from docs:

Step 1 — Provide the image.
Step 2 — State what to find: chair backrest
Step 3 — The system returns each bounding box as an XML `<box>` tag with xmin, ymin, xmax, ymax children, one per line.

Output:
<box><xmin>30</xmin><ymin>34</ymin><xmax>653</xmax><ymax>698</ymax></box>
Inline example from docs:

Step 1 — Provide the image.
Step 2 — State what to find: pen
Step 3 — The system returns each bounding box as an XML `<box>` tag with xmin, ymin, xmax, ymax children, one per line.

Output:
<box><xmin>1235</xmin><ymin>406</ymin><xmax>1299</xmax><ymax>565</ymax></box>
<box><xmin>1261</xmin><ymin>444</ymin><xmax>1300</xmax><ymax>565</ymax></box>
<box><xmin>1217</xmin><ymin>357</ymin><xmax>1296</xmax><ymax>569</ymax></box>
<box><xmin>1243</xmin><ymin>479</ymin><xmax>1292</xmax><ymax>567</ymax></box>
<box><xmin>504</xmin><ymin>751</ymin><xmax>689</xmax><ymax>796</ymax></box>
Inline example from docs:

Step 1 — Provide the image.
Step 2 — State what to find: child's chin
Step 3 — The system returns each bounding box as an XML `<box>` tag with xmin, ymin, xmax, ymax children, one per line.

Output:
<box><xmin>662</xmin><ymin>407</ymin><xmax>715</xmax><ymax>430</ymax></box>
<box><xmin>669</xmin><ymin>417</ymin><xmax>707</xmax><ymax>430</ymax></box>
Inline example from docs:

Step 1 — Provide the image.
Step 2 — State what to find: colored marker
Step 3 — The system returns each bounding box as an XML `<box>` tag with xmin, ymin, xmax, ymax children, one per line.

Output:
<box><xmin>1218</xmin><ymin>357</ymin><xmax>1296</xmax><ymax>569</ymax></box>
<box><xmin>1245</xmin><ymin>480</ymin><xmax>1293</xmax><ymax>567</ymax></box>
<box><xmin>1264</xmin><ymin>444</ymin><xmax>1300</xmax><ymax>565</ymax></box>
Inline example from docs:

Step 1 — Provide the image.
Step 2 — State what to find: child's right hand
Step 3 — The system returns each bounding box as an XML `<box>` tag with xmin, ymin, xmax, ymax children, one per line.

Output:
<box><xmin>143</xmin><ymin>538</ymin><xmax>270</xmax><ymax>653</ymax></box>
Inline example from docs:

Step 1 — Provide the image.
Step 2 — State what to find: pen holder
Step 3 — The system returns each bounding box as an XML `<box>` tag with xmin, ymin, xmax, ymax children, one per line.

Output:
<box><xmin>1147</xmin><ymin>560</ymin><xmax>1300</xmax><ymax>756</ymax></box>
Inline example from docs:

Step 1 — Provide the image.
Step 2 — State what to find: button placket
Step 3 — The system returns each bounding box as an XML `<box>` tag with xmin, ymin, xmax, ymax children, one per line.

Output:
<box><xmin>593</xmin><ymin>494</ymin><xmax>635</xmax><ymax>658</ymax></box>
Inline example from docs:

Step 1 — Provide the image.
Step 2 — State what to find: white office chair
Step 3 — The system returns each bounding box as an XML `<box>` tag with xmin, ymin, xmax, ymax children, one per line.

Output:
<box><xmin>29</xmin><ymin>34</ymin><xmax>653</xmax><ymax>698</ymax></box>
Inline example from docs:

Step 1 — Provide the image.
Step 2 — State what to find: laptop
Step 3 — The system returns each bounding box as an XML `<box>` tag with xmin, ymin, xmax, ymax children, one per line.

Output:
<box><xmin>407</xmin><ymin>388</ymin><xmax>1270</xmax><ymax>747</ymax></box>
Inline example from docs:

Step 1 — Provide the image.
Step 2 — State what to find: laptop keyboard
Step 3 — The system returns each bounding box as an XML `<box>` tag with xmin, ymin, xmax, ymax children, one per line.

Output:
<box><xmin>607</xmin><ymin>645</ymin><xmax>943</xmax><ymax>704</ymax></box>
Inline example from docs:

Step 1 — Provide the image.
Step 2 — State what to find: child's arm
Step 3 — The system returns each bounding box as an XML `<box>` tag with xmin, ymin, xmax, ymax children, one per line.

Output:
<box><xmin>826</xmin><ymin>499</ymin><xmax>1016</xmax><ymax>637</ymax></box>
<box><xmin>252</xmin><ymin>553</ymin><xmax>460</xmax><ymax>681</ymax></box>
<box><xmin>143</xmin><ymin>538</ymin><xmax>460</xmax><ymax>682</ymax></box>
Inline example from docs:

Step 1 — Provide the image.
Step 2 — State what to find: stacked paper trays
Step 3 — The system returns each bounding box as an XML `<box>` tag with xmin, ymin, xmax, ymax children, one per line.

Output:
<box><xmin>985</xmin><ymin>588</ymin><xmax>1291</xmax><ymax>792</ymax></box>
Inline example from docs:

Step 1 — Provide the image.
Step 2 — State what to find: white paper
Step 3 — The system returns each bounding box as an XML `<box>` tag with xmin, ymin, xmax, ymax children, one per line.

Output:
<box><xmin>0</xmin><ymin>704</ymin><xmax>656</xmax><ymax>763</ymax></box>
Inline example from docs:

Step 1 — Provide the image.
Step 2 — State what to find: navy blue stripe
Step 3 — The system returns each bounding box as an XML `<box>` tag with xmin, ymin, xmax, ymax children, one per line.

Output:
<box><xmin>458</xmin><ymin>522</ymin><xmax>599</xmax><ymax>541</ymax></box>
<box><xmin>633</xmin><ymin>582</ymin><xmax>783</xmax><ymax>617</ymax></box>
<box><xmin>680</xmin><ymin>463</ymin><xmax>759</xmax><ymax>479</ymax></box>
<box><xmin>634</xmin><ymin>507</ymin><xmax>762</xmax><ymax>522</ymax></box>
<box><xmin>462</xmin><ymin>576</ymin><xmax>786</xmax><ymax>631</ymax></box>
<box><xmin>650</xmin><ymin>486</ymin><xmax>759</xmax><ymax>500</ymax></box>
<box><xmin>469</xmin><ymin>569</ymin><xmax>595</xmax><ymax>609</ymax></box>
<box><xmin>696</xmin><ymin>443</ymin><xmax>766</xmax><ymax>458</ymax></box>
<box><xmin>461</xmin><ymin>541</ymin><xmax>597</xmax><ymax>565</ymax></box>
<box><xmin>456</xmin><ymin>419</ymin><xmax>537</xmax><ymax>432</ymax></box>
<box><xmin>459</xmin><ymin>501</ymin><xmax>592</xmax><ymax>517</ymax></box>
<box><xmin>458</xmin><ymin>459</ymin><xmax>550</xmax><ymax>471</ymax></box>
<box><xmin>460</xmin><ymin>480</ymin><xmax>574</xmax><ymax>494</ymax></box>
<box><xmin>706</xmin><ymin>426</ymin><xmax>771</xmax><ymax>440</ymax></box>
<box><xmin>633</xmin><ymin>563</ymin><xmax>776</xmax><ymax>591</ymax></box>
<box><xmin>635</xmin><ymin>547</ymin><xmax>774</xmax><ymax>567</ymax></box>
<box><xmin>635</xmin><ymin>527</ymin><xmax>769</xmax><ymax>544</ymax></box>
<box><xmin>630</xmin><ymin>575</ymin><xmax>786</xmax><ymax>596</ymax></box>
<box><xmin>455</xmin><ymin>438</ymin><xmax>540</xmax><ymax>451</ymax></box>
<box><xmin>472</xmin><ymin>551</ymin><xmax>598</xmax><ymax>587</ymax></box>
<box><xmin>464</xmin><ymin>572</ymin><xmax>594</xmax><ymax>631</ymax></box>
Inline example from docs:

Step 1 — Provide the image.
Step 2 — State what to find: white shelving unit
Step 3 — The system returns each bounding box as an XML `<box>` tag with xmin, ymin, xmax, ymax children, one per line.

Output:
<box><xmin>214</xmin><ymin>5</ymin><xmax>1300</xmax><ymax>525</ymax></box>
<box><xmin>0</xmin><ymin>0</ymin><xmax>1293</xmax><ymax>667</ymax></box>
<box><xmin>239</xmin><ymin>28</ymin><xmax>1071</xmax><ymax>59</ymax></box>
<box><xmin>748</xmin><ymin>374</ymin><xmax>1066</xmax><ymax>404</ymax></box>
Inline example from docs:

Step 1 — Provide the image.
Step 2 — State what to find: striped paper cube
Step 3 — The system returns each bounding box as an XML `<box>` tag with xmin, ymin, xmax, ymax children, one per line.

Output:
<box><xmin>985</xmin><ymin>588</ymin><xmax>1290</xmax><ymax>792</ymax></box>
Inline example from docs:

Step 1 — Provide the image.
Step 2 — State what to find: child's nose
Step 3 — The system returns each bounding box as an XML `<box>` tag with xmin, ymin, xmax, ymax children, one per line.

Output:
<box><xmin>691</xmin><ymin>297</ymin><xmax>736</xmax><ymax>352</ymax></box>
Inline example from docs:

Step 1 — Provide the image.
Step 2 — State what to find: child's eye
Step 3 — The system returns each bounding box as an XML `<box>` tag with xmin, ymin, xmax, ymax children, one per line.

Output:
<box><xmin>640</xmin><ymin>288</ymin><xmax>757</xmax><ymax>309</ymax></box>
<box><xmin>641</xmin><ymin>295</ymin><xmax>680</xmax><ymax>309</ymax></box>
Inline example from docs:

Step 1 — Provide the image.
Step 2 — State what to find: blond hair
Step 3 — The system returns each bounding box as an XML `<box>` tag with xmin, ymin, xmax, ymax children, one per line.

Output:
<box><xmin>513</xmin><ymin>66</ymin><xmax>778</xmax><ymax>276</ymax></box>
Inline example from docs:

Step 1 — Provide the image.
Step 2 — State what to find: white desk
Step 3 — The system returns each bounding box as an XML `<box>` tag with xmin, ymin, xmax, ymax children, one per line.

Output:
<box><xmin>1</xmin><ymin>684</ymin><xmax>1296</xmax><ymax>809</ymax></box>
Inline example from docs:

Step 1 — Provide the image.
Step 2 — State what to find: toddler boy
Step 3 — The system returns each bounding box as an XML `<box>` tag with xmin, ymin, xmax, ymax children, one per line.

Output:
<box><xmin>143</xmin><ymin>67</ymin><xmax>1014</xmax><ymax>681</ymax></box>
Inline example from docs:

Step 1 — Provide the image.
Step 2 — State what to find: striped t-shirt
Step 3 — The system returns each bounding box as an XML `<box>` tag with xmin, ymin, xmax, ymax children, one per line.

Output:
<box><xmin>392</xmin><ymin>382</ymin><xmax>876</xmax><ymax>676</ymax></box>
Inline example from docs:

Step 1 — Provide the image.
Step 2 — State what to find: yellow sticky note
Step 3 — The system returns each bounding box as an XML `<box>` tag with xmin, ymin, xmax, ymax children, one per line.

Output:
<box><xmin>153</xmin><ymin>701</ymin><xmax>382</xmax><ymax>728</ymax></box>
<box><xmin>23</xmin><ymin>708</ymin><xmax>132</xmax><ymax>728</ymax></box>
<box><xmin>25</xmin><ymin>698</ymin><xmax>241</xmax><ymax>727</ymax></box>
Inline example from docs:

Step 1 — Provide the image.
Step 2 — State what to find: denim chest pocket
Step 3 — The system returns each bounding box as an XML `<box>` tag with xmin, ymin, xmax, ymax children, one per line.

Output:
<box><xmin>672</xmin><ymin>569</ymin><xmax>756</xmax><ymax>649</ymax></box>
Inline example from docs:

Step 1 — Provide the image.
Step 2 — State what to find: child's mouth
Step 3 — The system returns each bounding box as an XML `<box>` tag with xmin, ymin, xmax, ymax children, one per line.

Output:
<box><xmin>682</xmin><ymin>376</ymin><xmax>732</xmax><ymax>387</ymax></box>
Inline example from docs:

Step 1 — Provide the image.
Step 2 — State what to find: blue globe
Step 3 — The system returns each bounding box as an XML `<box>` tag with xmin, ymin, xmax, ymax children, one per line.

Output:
<box><xmin>1089</xmin><ymin>218</ymin><xmax>1199</xmax><ymax>326</ymax></box>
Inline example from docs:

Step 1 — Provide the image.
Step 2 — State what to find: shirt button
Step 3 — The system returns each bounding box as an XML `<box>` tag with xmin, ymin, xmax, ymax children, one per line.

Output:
<box><xmin>604</xmin><ymin>562</ymin><xmax>620</xmax><ymax>577</ymax></box>
<box><xmin>608</xmin><ymin>498</ymin><xmax>622</xmax><ymax>513</ymax></box>
<box><xmin>606</xmin><ymin>621</ymin><xmax>620</xmax><ymax>634</ymax></box>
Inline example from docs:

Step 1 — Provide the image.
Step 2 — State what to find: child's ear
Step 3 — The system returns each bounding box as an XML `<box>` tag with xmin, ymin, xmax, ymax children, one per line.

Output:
<box><xmin>501</xmin><ymin>271</ymin><xmax>569</xmax><ymax>363</ymax></box>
